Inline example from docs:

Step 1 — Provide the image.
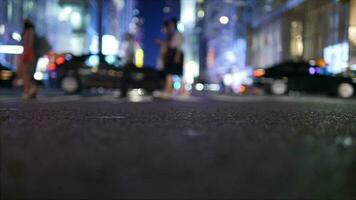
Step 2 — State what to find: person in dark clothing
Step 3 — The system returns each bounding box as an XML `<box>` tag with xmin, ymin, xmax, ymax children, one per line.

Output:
<box><xmin>120</xmin><ymin>64</ymin><xmax>136</xmax><ymax>98</ymax></box>
<box><xmin>120</xmin><ymin>33</ymin><xmax>136</xmax><ymax>98</ymax></box>
<box><xmin>156</xmin><ymin>21</ymin><xmax>171</xmax><ymax>71</ymax></box>
<box><xmin>161</xmin><ymin>18</ymin><xmax>184</xmax><ymax>98</ymax></box>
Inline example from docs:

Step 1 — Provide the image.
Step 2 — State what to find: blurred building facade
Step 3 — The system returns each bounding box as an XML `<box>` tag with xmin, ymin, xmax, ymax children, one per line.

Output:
<box><xmin>193</xmin><ymin>0</ymin><xmax>356</xmax><ymax>88</ymax></box>
<box><xmin>0</xmin><ymin>0</ymin><xmax>137</xmax><ymax>67</ymax></box>
<box><xmin>194</xmin><ymin>0</ymin><xmax>252</xmax><ymax>91</ymax></box>
<box><xmin>88</xmin><ymin>0</ymin><xmax>138</xmax><ymax>55</ymax></box>
<box><xmin>248</xmin><ymin>0</ymin><xmax>355</xmax><ymax>74</ymax></box>
<box><xmin>0</xmin><ymin>0</ymin><xmax>63</xmax><ymax>66</ymax></box>
<box><xmin>350</xmin><ymin>0</ymin><xmax>356</xmax><ymax>69</ymax></box>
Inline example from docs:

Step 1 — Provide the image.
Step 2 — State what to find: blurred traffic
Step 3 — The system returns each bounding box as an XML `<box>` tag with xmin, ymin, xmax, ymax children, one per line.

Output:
<box><xmin>0</xmin><ymin>0</ymin><xmax>356</xmax><ymax>100</ymax></box>
<box><xmin>252</xmin><ymin>60</ymin><xmax>356</xmax><ymax>98</ymax></box>
<box><xmin>34</xmin><ymin>53</ymin><xmax>163</xmax><ymax>94</ymax></box>
<box><xmin>0</xmin><ymin>62</ymin><xmax>16</xmax><ymax>87</ymax></box>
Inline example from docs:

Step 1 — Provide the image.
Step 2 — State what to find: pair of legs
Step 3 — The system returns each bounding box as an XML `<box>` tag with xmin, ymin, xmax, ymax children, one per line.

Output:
<box><xmin>120</xmin><ymin>63</ymin><xmax>135</xmax><ymax>98</ymax></box>
<box><xmin>163</xmin><ymin>74</ymin><xmax>174</xmax><ymax>94</ymax></box>
<box><xmin>17</xmin><ymin>61</ymin><xmax>37</xmax><ymax>99</ymax></box>
<box><xmin>162</xmin><ymin>49</ymin><xmax>184</xmax><ymax>96</ymax></box>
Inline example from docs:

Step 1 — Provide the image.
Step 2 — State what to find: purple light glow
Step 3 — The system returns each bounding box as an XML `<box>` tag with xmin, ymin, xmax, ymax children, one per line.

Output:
<box><xmin>309</xmin><ymin>67</ymin><xmax>316</xmax><ymax>75</ymax></box>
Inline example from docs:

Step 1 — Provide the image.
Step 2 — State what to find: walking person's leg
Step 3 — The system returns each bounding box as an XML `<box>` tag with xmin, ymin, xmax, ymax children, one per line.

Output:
<box><xmin>164</xmin><ymin>74</ymin><xmax>173</xmax><ymax>94</ymax></box>
<box><xmin>28</xmin><ymin>59</ymin><xmax>38</xmax><ymax>98</ymax></box>
<box><xmin>177</xmin><ymin>52</ymin><xmax>185</xmax><ymax>95</ymax></box>
<box><xmin>18</xmin><ymin>62</ymin><xmax>31</xmax><ymax>98</ymax></box>
<box><xmin>120</xmin><ymin>64</ymin><xmax>132</xmax><ymax>98</ymax></box>
<box><xmin>120</xmin><ymin>70</ymin><xmax>129</xmax><ymax>98</ymax></box>
<box><xmin>178</xmin><ymin>77</ymin><xmax>186</xmax><ymax>96</ymax></box>
<box><xmin>161</xmin><ymin>49</ymin><xmax>175</xmax><ymax>97</ymax></box>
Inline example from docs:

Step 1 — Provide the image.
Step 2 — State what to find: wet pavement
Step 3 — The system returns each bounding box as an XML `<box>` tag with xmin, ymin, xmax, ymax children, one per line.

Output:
<box><xmin>1</xmin><ymin>91</ymin><xmax>356</xmax><ymax>199</ymax></box>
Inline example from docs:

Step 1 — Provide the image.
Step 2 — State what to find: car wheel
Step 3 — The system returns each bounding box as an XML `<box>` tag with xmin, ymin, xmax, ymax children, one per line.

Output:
<box><xmin>337</xmin><ymin>83</ymin><xmax>354</xmax><ymax>98</ymax></box>
<box><xmin>270</xmin><ymin>80</ymin><xmax>288</xmax><ymax>95</ymax></box>
<box><xmin>61</xmin><ymin>76</ymin><xmax>80</xmax><ymax>94</ymax></box>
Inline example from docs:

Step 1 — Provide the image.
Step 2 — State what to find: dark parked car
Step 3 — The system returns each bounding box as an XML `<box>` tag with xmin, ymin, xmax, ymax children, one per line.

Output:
<box><xmin>253</xmin><ymin>61</ymin><xmax>356</xmax><ymax>98</ymax></box>
<box><xmin>0</xmin><ymin>63</ymin><xmax>16</xmax><ymax>87</ymax></box>
<box><xmin>47</xmin><ymin>54</ymin><xmax>163</xmax><ymax>94</ymax></box>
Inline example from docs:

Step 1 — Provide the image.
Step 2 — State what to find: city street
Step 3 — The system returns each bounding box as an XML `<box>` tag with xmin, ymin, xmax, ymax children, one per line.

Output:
<box><xmin>1</xmin><ymin>0</ymin><xmax>356</xmax><ymax>199</ymax></box>
<box><xmin>1</xmin><ymin>89</ymin><xmax>356</xmax><ymax>199</ymax></box>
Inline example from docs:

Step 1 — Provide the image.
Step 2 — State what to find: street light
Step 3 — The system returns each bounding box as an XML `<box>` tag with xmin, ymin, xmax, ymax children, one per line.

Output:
<box><xmin>219</xmin><ymin>16</ymin><xmax>229</xmax><ymax>25</ymax></box>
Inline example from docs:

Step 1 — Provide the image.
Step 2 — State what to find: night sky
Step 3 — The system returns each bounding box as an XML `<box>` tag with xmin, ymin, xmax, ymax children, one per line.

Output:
<box><xmin>137</xmin><ymin>0</ymin><xmax>180</xmax><ymax>67</ymax></box>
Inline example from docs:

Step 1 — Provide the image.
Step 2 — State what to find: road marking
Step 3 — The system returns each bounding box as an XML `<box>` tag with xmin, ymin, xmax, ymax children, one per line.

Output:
<box><xmin>210</xmin><ymin>94</ymin><xmax>356</xmax><ymax>105</ymax></box>
<box><xmin>184</xmin><ymin>129</ymin><xmax>205</xmax><ymax>137</ymax></box>
<box><xmin>0</xmin><ymin>108</ymin><xmax>18</xmax><ymax>111</ymax></box>
<box><xmin>94</xmin><ymin>116</ymin><xmax>126</xmax><ymax>119</ymax></box>
<box><xmin>1</xmin><ymin>92</ymin><xmax>354</xmax><ymax>105</ymax></box>
<box><xmin>0</xmin><ymin>93</ymin><xmax>203</xmax><ymax>104</ymax></box>
<box><xmin>0</xmin><ymin>97</ymin><xmax>21</xmax><ymax>103</ymax></box>
<box><xmin>274</xmin><ymin>96</ymin><xmax>356</xmax><ymax>105</ymax></box>
<box><xmin>210</xmin><ymin>95</ymin><xmax>267</xmax><ymax>102</ymax></box>
<box><xmin>172</xmin><ymin>95</ymin><xmax>201</xmax><ymax>102</ymax></box>
<box><xmin>36</xmin><ymin>95</ymin><xmax>82</xmax><ymax>103</ymax></box>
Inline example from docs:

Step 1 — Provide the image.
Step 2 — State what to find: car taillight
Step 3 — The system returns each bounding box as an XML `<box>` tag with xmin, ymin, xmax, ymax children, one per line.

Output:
<box><xmin>56</xmin><ymin>56</ymin><xmax>65</xmax><ymax>65</ymax></box>
<box><xmin>316</xmin><ymin>58</ymin><xmax>327</xmax><ymax>68</ymax></box>
<box><xmin>240</xmin><ymin>85</ymin><xmax>247</xmax><ymax>93</ymax></box>
<box><xmin>254</xmin><ymin>69</ymin><xmax>265</xmax><ymax>78</ymax></box>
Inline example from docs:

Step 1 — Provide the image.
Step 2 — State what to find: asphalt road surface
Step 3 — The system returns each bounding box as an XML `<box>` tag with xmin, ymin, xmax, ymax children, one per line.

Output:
<box><xmin>1</xmin><ymin>91</ymin><xmax>356</xmax><ymax>199</ymax></box>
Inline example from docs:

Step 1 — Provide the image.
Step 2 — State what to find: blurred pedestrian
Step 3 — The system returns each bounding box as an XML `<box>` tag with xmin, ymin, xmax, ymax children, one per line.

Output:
<box><xmin>153</xmin><ymin>21</ymin><xmax>171</xmax><ymax>97</ymax></box>
<box><xmin>156</xmin><ymin>21</ymin><xmax>171</xmax><ymax>71</ymax></box>
<box><xmin>119</xmin><ymin>33</ymin><xmax>137</xmax><ymax>98</ymax></box>
<box><xmin>17</xmin><ymin>19</ymin><xmax>37</xmax><ymax>99</ymax></box>
<box><xmin>160</xmin><ymin>18</ymin><xmax>184</xmax><ymax>99</ymax></box>
<box><xmin>122</xmin><ymin>33</ymin><xmax>136</xmax><ymax>65</ymax></box>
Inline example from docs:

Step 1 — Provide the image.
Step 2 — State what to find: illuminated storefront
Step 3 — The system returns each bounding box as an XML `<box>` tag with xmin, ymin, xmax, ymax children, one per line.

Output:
<box><xmin>88</xmin><ymin>0</ymin><xmax>137</xmax><ymax>56</ymax></box>
<box><xmin>194</xmin><ymin>0</ymin><xmax>250</xmax><ymax>92</ymax></box>
<box><xmin>0</xmin><ymin>0</ymin><xmax>137</xmax><ymax>68</ymax></box>
<box><xmin>248</xmin><ymin>0</ymin><xmax>353</xmax><ymax>74</ymax></box>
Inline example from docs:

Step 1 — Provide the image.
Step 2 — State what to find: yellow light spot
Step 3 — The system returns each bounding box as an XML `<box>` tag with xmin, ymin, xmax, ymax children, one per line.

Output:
<box><xmin>0</xmin><ymin>71</ymin><xmax>12</xmax><ymax>80</ymax></box>
<box><xmin>135</xmin><ymin>48</ymin><xmax>144</xmax><ymax>68</ymax></box>
<box><xmin>197</xmin><ymin>10</ymin><xmax>205</xmax><ymax>18</ymax></box>
<box><xmin>91</xmin><ymin>67</ymin><xmax>98</xmax><ymax>73</ymax></box>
